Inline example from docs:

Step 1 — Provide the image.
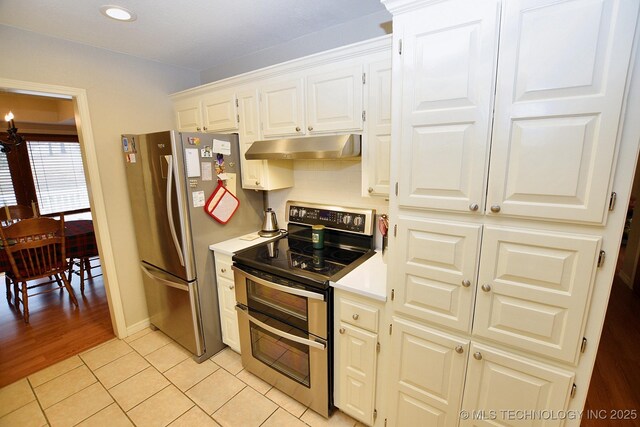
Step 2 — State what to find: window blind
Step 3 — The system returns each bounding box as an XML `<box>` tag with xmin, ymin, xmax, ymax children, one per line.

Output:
<box><xmin>0</xmin><ymin>153</ymin><xmax>17</xmax><ymax>206</ymax></box>
<box><xmin>27</xmin><ymin>141</ymin><xmax>89</xmax><ymax>215</ymax></box>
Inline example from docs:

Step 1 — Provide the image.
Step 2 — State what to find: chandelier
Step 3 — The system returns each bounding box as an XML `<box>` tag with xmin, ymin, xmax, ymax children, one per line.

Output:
<box><xmin>3</xmin><ymin>111</ymin><xmax>25</xmax><ymax>154</ymax></box>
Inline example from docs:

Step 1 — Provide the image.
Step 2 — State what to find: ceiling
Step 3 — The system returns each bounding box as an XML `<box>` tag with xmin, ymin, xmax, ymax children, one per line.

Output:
<box><xmin>0</xmin><ymin>0</ymin><xmax>390</xmax><ymax>72</ymax></box>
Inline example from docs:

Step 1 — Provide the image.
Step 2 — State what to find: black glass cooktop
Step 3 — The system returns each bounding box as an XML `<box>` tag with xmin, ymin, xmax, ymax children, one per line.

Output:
<box><xmin>233</xmin><ymin>225</ymin><xmax>374</xmax><ymax>287</ymax></box>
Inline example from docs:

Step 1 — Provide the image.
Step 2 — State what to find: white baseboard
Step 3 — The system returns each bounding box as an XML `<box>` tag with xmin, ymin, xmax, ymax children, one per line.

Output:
<box><xmin>126</xmin><ymin>318</ymin><xmax>151</xmax><ymax>337</ymax></box>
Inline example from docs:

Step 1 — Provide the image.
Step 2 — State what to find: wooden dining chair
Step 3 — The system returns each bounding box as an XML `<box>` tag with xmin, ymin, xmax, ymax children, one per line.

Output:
<box><xmin>1</xmin><ymin>204</ymin><xmax>39</xmax><ymax>298</ymax></box>
<box><xmin>0</xmin><ymin>215</ymin><xmax>78</xmax><ymax>323</ymax></box>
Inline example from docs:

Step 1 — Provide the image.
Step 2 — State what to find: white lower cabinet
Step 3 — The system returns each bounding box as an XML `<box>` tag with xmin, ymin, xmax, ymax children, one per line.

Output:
<box><xmin>388</xmin><ymin>316</ymin><xmax>469</xmax><ymax>427</ymax></box>
<box><xmin>334</xmin><ymin>290</ymin><xmax>383</xmax><ymax>426</ymax></box>
<box><xmin>214</xmin><ymin>253</ymin><xmax>241</xmax><ymax>353</ymax></box>
<box><xmin>387</xmin><ymin>317</ymin><xmax>575</xmax><ymax>427</ymax></box>
<box><xmin>460</xmin><ymin>343</ymin><xmax>574</xmax><ymax>427</ymax></box>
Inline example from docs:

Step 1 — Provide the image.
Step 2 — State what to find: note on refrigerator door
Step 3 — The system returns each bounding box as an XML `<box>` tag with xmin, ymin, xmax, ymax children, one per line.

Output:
<box><xmin>185</xmin><ymin>148</ymin><xmax>201</xmax><ymax>177</ymax></box>
<box><xmin>201</xmin><ymin>162</ymin><xmax>213</xmax><ymax>181</ymax></box>
<box><xmin>213</xmin><ymin>139</ymin><xmax>231</xmax><ymax>155</ymax></box>
<box><xmin>192</xmin><ymin>190</ymin><xmax>205</xmax><ymax>208</ymax></box>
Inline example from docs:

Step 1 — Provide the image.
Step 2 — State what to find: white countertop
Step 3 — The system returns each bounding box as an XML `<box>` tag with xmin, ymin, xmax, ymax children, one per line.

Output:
<box><xmin>209</xmin><ymin>231</ymin><xmax>282</xmax><ymax>256</ymax></box>
<box><xmin>330</xmin><ymin>250</ymin><xmax>387</xmax><ymax>302</ymax></box>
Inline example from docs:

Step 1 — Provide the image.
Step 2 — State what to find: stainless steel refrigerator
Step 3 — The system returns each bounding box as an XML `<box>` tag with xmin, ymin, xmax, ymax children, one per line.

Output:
<box><xmin>122</xmin><ymin>131</ymin><xmax>263</xmax><ymax>361</ymax></box>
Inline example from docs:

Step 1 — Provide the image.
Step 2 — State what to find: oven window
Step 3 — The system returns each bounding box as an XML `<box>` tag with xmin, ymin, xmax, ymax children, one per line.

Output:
<box><xmin>247</xmin><ymin>279</ymin><xmax>308</xmax><ymax>331</ymax></box>
<box><xmin>250</xmin><ymin>321</ymin><xmax>310</xmax><ymax>387</ymax></box>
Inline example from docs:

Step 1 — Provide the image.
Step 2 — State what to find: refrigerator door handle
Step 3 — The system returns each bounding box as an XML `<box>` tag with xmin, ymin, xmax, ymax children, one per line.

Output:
<box><xmin>140</xmin><ymin>264</ymin><xmax>189</xmax><ymax>291</ymax></box>
<box><xmin>165</xmin><ymin>155</ymin><xmax>185</xmax><ymax>266</ymax></box>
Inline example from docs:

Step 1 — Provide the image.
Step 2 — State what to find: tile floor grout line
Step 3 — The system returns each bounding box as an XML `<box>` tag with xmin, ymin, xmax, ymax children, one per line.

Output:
<box><xmin>25</xmin><ymin>375</ymin><xmax>53</xmax><ymax>427</ymax></box>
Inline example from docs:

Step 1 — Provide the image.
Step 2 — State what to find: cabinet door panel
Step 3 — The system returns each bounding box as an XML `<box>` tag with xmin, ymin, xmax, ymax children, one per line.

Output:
<box><xmin>337</xmin><ymin>322</ymin><xmax>377</xmax><ymax>425</ymax></box>
<box><xmin>389</xmin><ymin>317</ymin><xmax>469</xmax><ymax>427</ymax></box>
<box><xmin>397</xmin><ymin>0</ymin><xmax>500</xmax><ymax>213</ymax></box>
<box><xmin>202</xmin><ymin>93</ymin><xmax>238</xmax><ymax>132</ymax></box>
<box><xmin>460</xmin><ymin>343</ymin><xmax>574</xmax><ymax>427</ymax></box>
<box><xmin>473</xmin><ymin>226</ymin><xmax>601</xmax><ymax>363</ymax></box>
<box><xmin>486</xmin><ymin>0</ymin><xmax>639</xmax><ymax>223</ymax></box>
<box><xmin>392</xmin><ymin>217</ymin><xmax>481</xmax><ymax>332</ymax></box>
<box><xmin>175</xmin><ymin>100</ymin><xmax>201</xmax><ymax>132</ymax></box>
<box><xmin>306</xmin><ymin>65</ymin><xmax>363</xmax><ymax>133</ymax></box>
<box><xmin>365</xmin><ymin>60</ymin><xmax>392</xmax><ymax>196</ymax></box>
<box><xmin>237</xmin><ymin>90</ymin><xmax>266</xmax><ymax>190</ymax></box>
<box><xmin>218</xmin><ymin>277</ymin><xmax>240</xmax><ymax>353</ymax></box>
<box><xmin>261</xmin><ymin>79</ymin><xmax>305</xmax><ymax>137</ymax></box>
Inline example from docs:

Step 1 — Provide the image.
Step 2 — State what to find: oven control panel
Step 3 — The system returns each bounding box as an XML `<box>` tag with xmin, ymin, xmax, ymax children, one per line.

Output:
<box><xmin>286</xmin><ymin>202</ymin><xmax>375</xmax><ymax>235</ymax></box>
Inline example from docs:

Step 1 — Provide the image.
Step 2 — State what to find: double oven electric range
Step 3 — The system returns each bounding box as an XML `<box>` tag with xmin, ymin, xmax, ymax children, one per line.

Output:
<box><xmin>232</xmin><ymin>201</ymin><xmax>376</xmax><ymax>417</ymax></box>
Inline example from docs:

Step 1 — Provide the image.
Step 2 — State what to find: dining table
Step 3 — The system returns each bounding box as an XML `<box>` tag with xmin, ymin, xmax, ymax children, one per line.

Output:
<box><xmin>0</xmin><ymin>220</ymin><xmax>98</xmax><ymax>273</ymax></box>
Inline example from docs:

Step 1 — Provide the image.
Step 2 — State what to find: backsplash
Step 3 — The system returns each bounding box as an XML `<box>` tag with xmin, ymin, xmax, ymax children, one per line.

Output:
<box><xmin>267</xmin><ymin>160</ymin><xmax>389</xmax><ymax>247</ymax></box>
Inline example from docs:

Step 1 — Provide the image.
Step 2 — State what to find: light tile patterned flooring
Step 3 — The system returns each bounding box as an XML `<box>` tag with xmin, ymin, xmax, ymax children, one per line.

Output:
<box><xmin>0</xmin><ymin>328</ymin><xmax>361</xmax><ymax>427</ymax></box>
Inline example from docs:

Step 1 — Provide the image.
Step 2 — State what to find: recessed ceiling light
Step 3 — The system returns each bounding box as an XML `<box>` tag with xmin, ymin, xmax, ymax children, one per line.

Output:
<box><xmin>100</xmin><ymin>5</ymin><xmax>137</xmax><ymax>22</ymax></box>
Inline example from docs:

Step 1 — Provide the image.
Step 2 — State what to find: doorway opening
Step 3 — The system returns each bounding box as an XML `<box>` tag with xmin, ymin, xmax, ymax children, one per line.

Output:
<box><xmin>583</xmin><ymin>155</ymin><xmax>640</xmax><ymax>424</ymax></box>
<box><xmin>0</xmin><ymin>80</ymin><xmax>124</xmax><ymax>387</ymax></box>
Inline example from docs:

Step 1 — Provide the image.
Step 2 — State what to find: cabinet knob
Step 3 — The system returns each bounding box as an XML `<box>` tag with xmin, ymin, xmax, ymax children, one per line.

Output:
<box><xmin>473</xmin><ymin>352</ymin><xmax>483</xmax><ymax>360</ymax></box>
<box><xmin>352</xmin><ymin>313</ymin><xmax>359</xmax><ymax>320</ymax></box>
<box><xmin>469</xmin><ymin>203</ymin><xmax>479</xmax><ymax>211</ymax></box>
<box><xmin>255</xmin><ymin>180</ymin><xmax>260</xmax><ymax>186</ymax></box>
<box><xmin>196</xmin><ymin>127</ymin><xmax>201</xmax><ymax>131</ymax></box>
<box><xmin>490</xmin><ymin>204</ymin><xmax>501</xmax><ymax>213</ymax></box>
<box><xmin>295</xmin><ymin>126</ymin><xmax>301</xmax><ymax>132</ymax></box>
<box><xmin>339</xmin><ymin>328</ymin><xmax>346</xmax><ymax>334</ymax></box>
<box><xmin>308</xmin><ymin>125</ymin><xmax>313</xmax><ymax>131</ymax></box>
<box><xmin>367</xmin><ymin>187</ymin><xmax>374</xmax><ymax>193</ymax></box>
<box><xmin>228</xmin><ymin>285</ymin><xmax>234</xmax><ymax>290</ymax></box>
<box><xmin>481</xmin><ymin>284</ymin><xmax>492</xmax><ymax>292</ymax></box>
<box><xmin>461</xmin><ymin>279</ymin><xmax>471</xmax><ymax>288</ymax></box>
<box><xmin>455</xmin><ymin>345</ymin><xmax>464</xmax><ymax>354</ymax></box>
<box><xmin>203</xmin><ymin>126</ymin><xmax>208</xmax><ymax>131</ymax></box>
<box><xmin>221</xmin><ymin>268</ymin><xmax>226</xmax><ymax>273</ymax></box>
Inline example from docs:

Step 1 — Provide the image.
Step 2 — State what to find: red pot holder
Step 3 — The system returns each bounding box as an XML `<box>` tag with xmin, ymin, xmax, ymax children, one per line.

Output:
<box><xmin>204</xmin><ymin>181</ymin><xmax>240</xmax><ymax>224</ymax></box>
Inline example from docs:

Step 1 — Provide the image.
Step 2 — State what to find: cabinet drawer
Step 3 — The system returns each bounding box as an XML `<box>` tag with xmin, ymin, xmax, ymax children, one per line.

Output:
<box><xmin>339</xmin><ymin>298</ymin><xmax>378</xmax><ymax>333</ymax></box>
<box><xmin>214</xmin><ymin>255</ymin><xmax>233</xmax><ymax>281</ymax></box>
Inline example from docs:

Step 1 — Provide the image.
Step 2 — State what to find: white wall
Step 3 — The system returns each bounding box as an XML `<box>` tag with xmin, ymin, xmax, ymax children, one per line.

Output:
<box><xmin>268</xmin><ymin>160</ymin><xmax>389</xmax><ymax>247</ymax></box>
<box><xmin>0</xmin><ymin>25</ymin><xmax>200</xmax><ymax>328</ymax></box>
<box><xmin>200</xmin><ymin>10</ymin><xmax>392</xmax><ymax>84</ymax></box>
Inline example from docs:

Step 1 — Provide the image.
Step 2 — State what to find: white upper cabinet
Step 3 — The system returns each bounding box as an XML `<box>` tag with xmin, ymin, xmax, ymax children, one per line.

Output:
<box><xmin>175</xmin><ymin>98</ymin><xmax>202</xmax><ymax>132</ymax></box>
<box><xmin>260</xmin><ymin>65</ymin><xmax>366</xmax><ymax>138</ymax></box>
<box><xmin>260</xmin><ymin>79</ymin><xmax>306</xmax><ymax>138</ymax></box>
<box><xmin>486</xmin><ymin>0</ymin><xmax>639</xmax><ymax>224</ymax></box>
<box><xmin>201</xmin><ymin>92</ymin><xmax>239</xmax><ymax>132</ymax></box>
<box><xmin>175</xmin><ymin>92</ymin><xmax>239</xmax><ymax>133</ymax></box>
<box><xmin>364</xmin><ymin>60</ymin><xmax>392</xmax><ymax>197</ymax></box>
<box><xmin>306</xmin><ymin>65</ymin><xmax>364</xmax><ymax>134</ymax></box>
<box><xmin>396</xmin><ymin>0</ymin><xmax>501</xmax><ymax>213</ymax></box>
<box><xmin>473</xmin><ymin>226</ymin><xmax>602</xmax><ymax>363</ymax></box>
<box><xmin>237</xmin><ymin>88</ymin><xmax>293</xmax><ymax>190</ymax></box>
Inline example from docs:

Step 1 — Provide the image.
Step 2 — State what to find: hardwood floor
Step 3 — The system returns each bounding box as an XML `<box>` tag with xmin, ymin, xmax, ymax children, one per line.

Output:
<box><xmin>583</xmin><ymin>266</ymin><xmax>640</xmax><ymax>426</ymax></box>
<box><xmin>0</xmin><ymin>270</ymin><xmax>114</xmax><ymax>388</ymax></box>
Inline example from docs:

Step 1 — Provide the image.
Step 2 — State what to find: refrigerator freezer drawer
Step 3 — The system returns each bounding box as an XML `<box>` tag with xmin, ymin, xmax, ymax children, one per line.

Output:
<box><xmin>140</xmin><ymin>263</ymin><xmax>204</xmax><ymax>356</ymax></box>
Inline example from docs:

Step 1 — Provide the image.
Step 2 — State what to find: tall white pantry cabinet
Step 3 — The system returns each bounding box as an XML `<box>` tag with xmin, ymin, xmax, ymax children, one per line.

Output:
<box><xmin>381</xmin><ymin>0</ymin><xmax>640</xmax><ymax>426</ymax></box>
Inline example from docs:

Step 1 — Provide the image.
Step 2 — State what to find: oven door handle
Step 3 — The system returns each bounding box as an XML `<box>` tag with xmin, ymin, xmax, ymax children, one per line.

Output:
<box><xmin>232</xmin><ymin>266</ymin><xmax>325</xmax><ymax>301</ymax></box>
<box><xmin>236</xmin><ymin>305</ymin><xmax>327</xmax><ymax>350</ymax></box>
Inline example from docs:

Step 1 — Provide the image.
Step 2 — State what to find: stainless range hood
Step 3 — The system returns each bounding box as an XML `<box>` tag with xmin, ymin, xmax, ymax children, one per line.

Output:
<box><xmin>244</xmin><ymin>134</ymin><xmax>361</xmax><ymax>160</ymax></box>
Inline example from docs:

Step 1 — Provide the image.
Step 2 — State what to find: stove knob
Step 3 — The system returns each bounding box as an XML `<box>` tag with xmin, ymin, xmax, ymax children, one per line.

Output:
<box><xmin>300</xmin><ymin>262</ymin><xmax>308</xmax><ymax>269</ymax></box>
<box><xmin>292</xmin><ymin>259</ymin><xmax>299</xmax><ymax>267</ymax></box>
<box><xmin>353</xmin><ymin>216</ymin><xmax>363</xmax><ymax>227</ymax></box>
<box><xmin>343</xmin><ymin>214</ymin><xmax>353</xmax><ymax>225</ymax></box>
<box><xmin>299</xmin><ymin>208</ymin><xmax>307</xmax><ymax>218</ymax></box>
<box><xmin>290</xmin><ymin>207</ymin><xmax>299</xmax><ymax>217</ymax></box>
